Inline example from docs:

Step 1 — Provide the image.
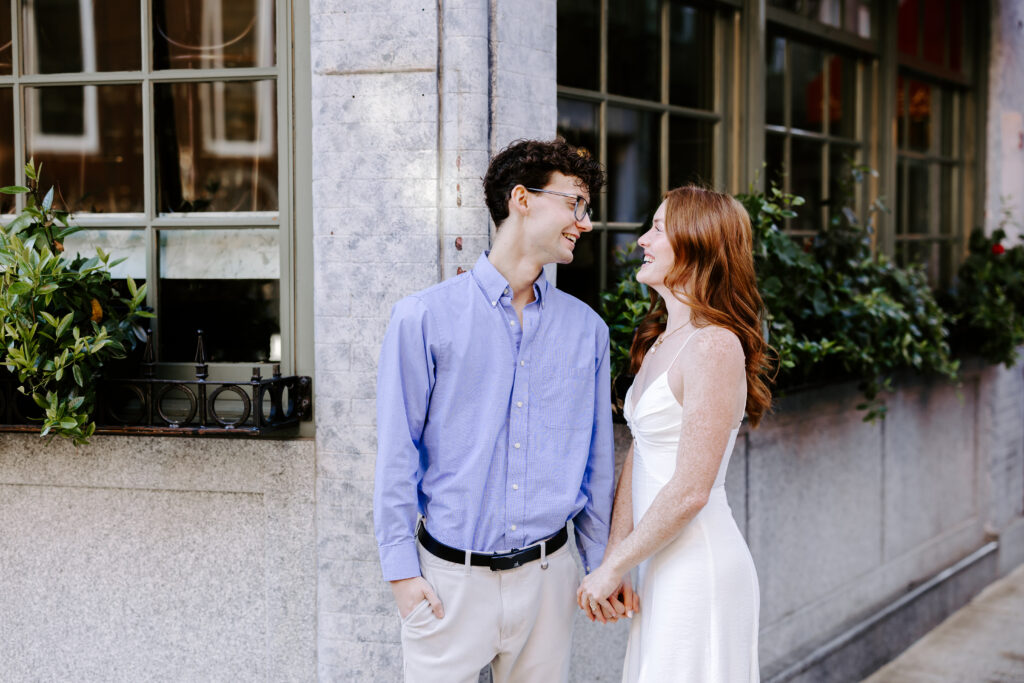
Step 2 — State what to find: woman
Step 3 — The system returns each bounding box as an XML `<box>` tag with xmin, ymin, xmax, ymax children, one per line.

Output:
<box><xmin>578</xmin><ymin>186</ymin><xmax>772</xmax><ymax>682</ymax></box>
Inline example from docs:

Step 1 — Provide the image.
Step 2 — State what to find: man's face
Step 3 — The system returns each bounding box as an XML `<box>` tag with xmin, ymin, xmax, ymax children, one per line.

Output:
<box><xmin>521</xmin><ymin>171</ymin><xmax>594</xmax><ymax>266</ymax></box>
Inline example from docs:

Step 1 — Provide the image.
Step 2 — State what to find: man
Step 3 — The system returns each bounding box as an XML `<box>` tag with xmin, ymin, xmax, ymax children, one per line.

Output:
<box><xmin>374</xmin><ymin>138</ymin><xmax>615</xmax><ymax>683</ymax></box>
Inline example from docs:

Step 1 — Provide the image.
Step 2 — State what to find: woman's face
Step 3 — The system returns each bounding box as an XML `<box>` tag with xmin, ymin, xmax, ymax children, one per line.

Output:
<box><xmin>636</xmin><ymin>200</ymin><xmax>674</xmax><ymax>288</ymax></box>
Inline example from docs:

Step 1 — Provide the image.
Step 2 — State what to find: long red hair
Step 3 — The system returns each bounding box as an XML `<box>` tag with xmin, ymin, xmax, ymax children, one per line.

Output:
<box><xmin>629</xmin><ymin>186</ymin><xmax>774</xmax><ymax>427</ymax></box>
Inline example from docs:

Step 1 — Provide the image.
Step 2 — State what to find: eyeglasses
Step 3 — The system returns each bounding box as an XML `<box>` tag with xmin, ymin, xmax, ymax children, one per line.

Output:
<box><xmin>525</xmin><ymin>187</ymin><xmax>593</xmax><ymax>222</ymax></box>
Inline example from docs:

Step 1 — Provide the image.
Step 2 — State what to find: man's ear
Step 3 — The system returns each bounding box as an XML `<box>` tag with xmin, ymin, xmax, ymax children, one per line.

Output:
<box><xmin>508</xmin><ymin>184</ymin><xmax>530</xmax><ymax>218</ymax></box>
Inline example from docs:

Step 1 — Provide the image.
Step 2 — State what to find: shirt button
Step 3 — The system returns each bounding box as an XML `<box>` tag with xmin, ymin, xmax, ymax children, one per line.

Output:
<box><xmin>514</xmin><ymin>442</ymin><xmax>521</xmax><ymax>449</ymax></box>
<box><xmin>520</xmin><ymin>360</ymin><xmax>525</xmax><ymax>366</ymax></box>
<box><xmin>510</xmin><ymin>525</ymin><xmax>517</xmax><ymax>531</ymax></box>
<box><xmin>512</xmin><ymin>484</ymin><xmax>519</xmax><ymax>490</ymax></box>
<box><xmin>510</xmin><ymin>320</ymin><xmax>515</xmax><ymax>326</ymax></box>
<box><xmin>491</xmin><ymin>301</ymin><xmax>497</xmax><ymax>306</ymax></box>
<box><xmin>516</xmin><ymin>401</ymin><xmax>523</xmax><ymax>408</ymax></box>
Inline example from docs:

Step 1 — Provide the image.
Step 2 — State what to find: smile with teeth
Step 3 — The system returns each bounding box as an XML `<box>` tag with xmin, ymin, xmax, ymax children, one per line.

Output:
<box><xmin>642</xmin><ymin>254</ymin><xmax>654</xmax><ymax>264</ymax></box>
<box><xmin>562</xmin><ymin>233</ymin><xmax>577</xmax><ymax>245</ymax></box>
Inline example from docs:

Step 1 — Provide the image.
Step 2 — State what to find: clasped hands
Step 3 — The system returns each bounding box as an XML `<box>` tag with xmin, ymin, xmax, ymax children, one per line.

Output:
<box><xmin>576</xmin><ymin>563</ymin><xmax>640</xmax><ymax>624</ymax></box>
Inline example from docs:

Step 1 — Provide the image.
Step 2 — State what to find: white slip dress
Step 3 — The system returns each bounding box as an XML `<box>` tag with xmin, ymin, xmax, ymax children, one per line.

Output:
<box><xmin>621</xmin><ymin>330</ymin><xmax>760</xmax><ymax>682</ymax></box>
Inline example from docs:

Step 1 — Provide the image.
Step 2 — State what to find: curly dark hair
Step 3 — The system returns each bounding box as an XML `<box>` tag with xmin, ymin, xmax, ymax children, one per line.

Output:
<box><xmin>483</xmin><ymin>138</ymin><xmax>605</xmax><ymax>227</ymax></box>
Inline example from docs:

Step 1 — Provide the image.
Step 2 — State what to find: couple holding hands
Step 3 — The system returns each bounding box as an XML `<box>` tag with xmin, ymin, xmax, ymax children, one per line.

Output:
<box><xmin>374</xmin><ymin>139</ymin><xmax>771</xmax><ymax>682</ymax></box>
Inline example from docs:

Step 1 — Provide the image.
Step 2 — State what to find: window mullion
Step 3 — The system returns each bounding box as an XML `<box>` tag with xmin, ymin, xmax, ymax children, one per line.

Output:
<box><xmin>11</xmin><ymin>0</ymin><xmax>22</xmax><ymax>212</ymax></box>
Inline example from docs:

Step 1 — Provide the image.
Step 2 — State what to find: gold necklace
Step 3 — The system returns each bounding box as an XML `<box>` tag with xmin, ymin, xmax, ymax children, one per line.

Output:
<box><xmin>649</xmin><ymin>321</ymin><xmax>692</xmax><ymax>354</ymax></box>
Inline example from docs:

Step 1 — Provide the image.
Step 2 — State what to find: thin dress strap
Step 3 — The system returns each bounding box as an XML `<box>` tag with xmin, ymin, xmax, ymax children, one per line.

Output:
<box><xmin>668</xmin><ymin>327</ymin><xmax>704</xmax><ymax>368</ymax></box>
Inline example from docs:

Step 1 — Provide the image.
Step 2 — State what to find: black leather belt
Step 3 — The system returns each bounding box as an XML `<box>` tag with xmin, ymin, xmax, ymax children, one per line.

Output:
<box><xmin>417</xmin><ymin>524</ymin><xmax>568</xmax><ymax>571</ymax></box>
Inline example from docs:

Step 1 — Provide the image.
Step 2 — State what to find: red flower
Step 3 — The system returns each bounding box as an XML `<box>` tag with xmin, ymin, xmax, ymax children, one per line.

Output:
<box><xmin>992</xmin><ymin>243</ymin><xmax>1006</xmax><ymax>255</ymax></box>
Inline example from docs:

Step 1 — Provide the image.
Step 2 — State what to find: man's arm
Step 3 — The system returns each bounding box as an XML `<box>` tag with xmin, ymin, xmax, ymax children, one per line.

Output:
<box><xmin>572</xmin><ymin>327</ymin><xmax>615</xmax><ymax>574</ymax></box>
<box><xmin>373</xmin><ymin>296</ymin><xmax>436</xmax><ymax>582</ymax></box>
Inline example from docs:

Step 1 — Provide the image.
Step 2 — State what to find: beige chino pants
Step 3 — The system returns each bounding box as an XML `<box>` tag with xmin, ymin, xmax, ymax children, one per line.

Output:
<box><xmin>400</xmin><ymin>539</ymin><xmax>578</xmax><ymax>683</ymax></box>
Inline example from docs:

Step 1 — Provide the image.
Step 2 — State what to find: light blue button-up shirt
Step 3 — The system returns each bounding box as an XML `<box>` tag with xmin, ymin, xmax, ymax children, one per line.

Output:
<box><xmin>374</xmin><ymin>252</ymin><xmax>615</xmax><ymax>581</ymax></box>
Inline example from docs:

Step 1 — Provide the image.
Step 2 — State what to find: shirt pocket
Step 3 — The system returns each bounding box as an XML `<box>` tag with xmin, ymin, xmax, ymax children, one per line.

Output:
<box><xmin>537</xmin><ymin>364</ymin><xmax>594</xmax><ymax>430</ymax></box>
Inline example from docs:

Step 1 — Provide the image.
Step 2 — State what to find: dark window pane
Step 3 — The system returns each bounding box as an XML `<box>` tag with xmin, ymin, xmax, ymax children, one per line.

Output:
<box><xmin>557</xmin><ymin>0</ymin><xmax>599</xmax><ymax>90</ymax></box>
<box><xmin>25</xmin><ymin>84</ymin><xmax>144</xmax><ymax>213</ymax></box>
<box><xmin>768</xmin><ymin>0</ymin><xmax>840</xmax><ymax>27</ymax></box>
<box><xmin>829</xmin><ymin>54</ymin><xmax>858</xmax><ymax>138</ymax></box>
<box><xmin>23</xmin><ymin>0</ymin><xmax>141</xmax><ymax>73</ymax></box>
<box><xmin>668</xmin><ymin>3</ymin><xmax>714</xmax><ymax>109</ymax></box>
<box><xmin>790</xmin><ymin>41</ymin><xmax>824</xmax><ymax>132</ymax></box>
<box><xmin>896</xmin><ymin>76</ymin><xmax>906</xmax><ymax>148</ymax></box>
<box><xmin>904</xmin><ymin>162</ymin><xmax>930</xmax><ymax>234</ymax></box>
<box><xmin>607</xmin><ymin>0</ymin><xmax>660</xmax><ymax>101</ymax></box>
<box><xmin>668</xmin><ymin>116</ymin><xmax>713</xmax><ymax>188</ymax></box>
<box><xmin>908</xmin><ymin>80</ymin><xmax>931</xmax><ymax>152</ymax></box>
<box><xmin>845</xmin><ymin>0</ymin><xmax>872</xmax><ymax>38</ymax></box>
<box><xmin>766</xmin><ymin>34</ymin><xmax>786</xmax><ymax>126</ymax></box>
<box><xmin>895</xmin><ymin>240</ymin><xmax>935</xmax><ymax>272</ymax></box>
<box><xmin>158</xmin><ymin>229</ymin><xmax>280</xmax><ymax>362</ymax></box>
<box><xmin>764</xmin><ymin>132</ymin><xmax>785</xmax><ymax>189</ymax></box>
<box><xmin>0</xmin><ymin>87</ymin><xmax>12</xmax><ymax>213</ymax></box>
<box><xmin>0</xmin><ymin>0</ymin><xmax>10</xmax><ymax>75</ymax></box>
<box><xmin>828</xmin><ymin>144</ymin><xmax>858</xmax><ymax>219</ymax></box>
<box><xmin>898</xmin><ymin>0</ymin><xmax>918</xmax><ymax>58</ymax></box>
<box><xmin>940</xmin><ymin>164</ymin><xmax>956</xmax><ymax>235</ymax></box>
<box><xmin>790</xmin><ymin>137</ymin><xmax>822</xmax><ymax>231</ymax></box>
<box><xmin>557</xmin><ymin>97</ymin><xmax>600</xmax><ymax>216</ymax></box>
<box><xmin>606</xmin><ymin>106</ymin><xmax>660</xmax><ymax>223</ymax></box>
<box><xmin>153</xmin><ymin>0</ymin><xmax>276</xmax><ymax>70</ymax></box>
<box><xmin>949</xmin><ymin>0</ymin><xmax>963</xmax><ymax>72</ymax></box>
<box><xmin>554</xmin><ymin>227</ymin><xmax>598</xmax><ymax>310</ymax></box>
<box><xmin>940</xmin><ymin>87</ymin><xmax>955</xmax><ymax>157</ymax></box>
<box><xmin>155</xmin><ymin>80</ymin><xmax>278</xmax><ymax>213</ymax></box>
<box><xmin>922</xmin><ymin>0</ymin><xmax>945</xmax><ymax>67</ymax></box>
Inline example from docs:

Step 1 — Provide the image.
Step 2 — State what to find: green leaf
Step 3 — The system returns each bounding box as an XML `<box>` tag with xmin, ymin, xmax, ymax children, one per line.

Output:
<box><xmin>72</xmin><ymin>364</ymin><xmax>84</xmax><ymax>387</ymax></box>
<box><xmin>0</xmin><ymin>185</ymin><xmax>30</xmax><ymax>194</ymax></box>
<box><xmin>41</xmin><ymin>186</ymin><xmax>54</xmax><ymax>212</ymax></box>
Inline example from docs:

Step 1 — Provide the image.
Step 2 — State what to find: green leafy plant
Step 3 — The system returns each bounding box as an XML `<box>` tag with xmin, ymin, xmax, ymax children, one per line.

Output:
<box><xmin>600</xmin><ymin>244</ymin><xmax>649</xmax><ymax>415</ymax></box>
<box><xmin>598</xmin><ymin>164</ymin><xmax>959</xmax><ymax>421</ymax></box>
<box><xmin>942</xmin><ymin>203</ymin><xmax>1024</xmax><ymax>366</ymax></box>
<box><xmin>0</xmin><ymin>160</ymin><xmax>151</xmax><ymax>444</ymax></box>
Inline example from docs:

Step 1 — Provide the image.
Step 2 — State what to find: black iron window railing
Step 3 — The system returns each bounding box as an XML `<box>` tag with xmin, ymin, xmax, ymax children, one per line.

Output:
<box><xmin>0</xmin><ymin>331</ymin><xmax>312</xmax><ymax>437</ymax></box>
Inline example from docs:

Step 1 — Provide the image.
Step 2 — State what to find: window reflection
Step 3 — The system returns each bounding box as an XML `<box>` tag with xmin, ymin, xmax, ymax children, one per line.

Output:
<box><xmin>668</xmin><ymin>117</ymin><xmax>713</xmax><ymax>188</ymax></box>
<box><xmin>158</xmin><ymin>229</ymin><xmax>279</xmax><ymax>362</ymax></box>
<box><xmin>62</xmin><ymin>229</ymin><xmax>147</xmax><ymax>279</ymax></box>
<box><xmin>152</xmin><ymin>0</ymin><xmax>275</xmax><ymax>70</ymax></box>
<box><xmin>769</xmin><ymin>0</ymin><xmax>840</xmax><ymax>27</ymax></box>
<box><xmin>669</xmin><ymin>3</ymin><xmax>714</xmax><ymax>110</ymax></box>
<box><xmin>556</xmin><ymin>97</ymin><xmax>600</xmax><ymax>215</ymax></box>
<box><xmin>790</xmin><ymin>138</ymin><xmax>822</xmax><ymax>232</ymax></box>
<box><xmin>607</xmin><ymin>0</ymin><xmax>660</xmax><ymax>101</ymax></box>
<box><xmin>557</xmin><ymin>0</ymin><xmax>599</xmax><ymax>91</ymax></box>
<box><xmin>907</xmin><ymin>80</ymin><xmax>931</xmax><ymax>152</ymax></box>
<box><xmin>607</xmin><ymin>107</ymin><xmax>660</xmax><ymax>223</ymax></box>
<box><xmin>0</xmin><ymin>87</ymin><xmax>12</xmax><ymax>213</ymax></box>
<box><xmin>790</xmin><ymin>41</ymin><xmax>824</xmax><ymax>132</ymax></box>
<box><xmin>766</xmin><ymin>35</ymin><xmax>786</xmax><ymax>126</ymax></box>
<box><xmin>155</xmin><ymin>80</ymin><xmax>277</xmax><ymax>213</ymax></box>
<box><xmin>0</xmin><ymin>1</ymin><xmax>10</xmax><ymax>75</ymax></box>
<box><xmin>25</xmin><ymin>85</ymin><xmax>144</xmax><ymax>213</ymax></box>
<box><xmin>23</xmin><ymin>0</ymin><xmax>140</xmax><ymax>74</ymax></box>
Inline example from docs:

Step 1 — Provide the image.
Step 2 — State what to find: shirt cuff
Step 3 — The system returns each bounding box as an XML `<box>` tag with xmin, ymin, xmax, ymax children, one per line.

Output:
<box><xmin>577</xmin><ymin>537</ymin><xmax>607</xmax><ymax>574</ymax></box>
<box><xmin>379</xmin><ymin>540</ymin><xmax>421</xmax><ymax>581</ymax></box>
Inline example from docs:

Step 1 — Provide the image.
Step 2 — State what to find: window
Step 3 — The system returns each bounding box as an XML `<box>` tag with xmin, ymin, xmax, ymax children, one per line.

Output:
<box><xmin>894</xmin><ymin>0</ymin><xmax>976</xmax><ymax>287</ymax></box>
<box><xmin>0</xmin><ymin>0</ymin><xmax>299</xmax><ymax>371</ymax></box>
<box><xmin>764</xmin><ymin>31</ymin><xmax>868</xmax><ymax>234</ymax></box>
<box><xmin>555</xmin><ymin>0</ymin><xmax>735</xmax><ymax>310</ymax></box>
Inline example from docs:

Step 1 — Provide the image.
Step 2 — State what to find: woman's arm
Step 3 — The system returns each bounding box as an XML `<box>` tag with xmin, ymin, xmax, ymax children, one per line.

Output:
<box><xmin>606</xmin><ymin>442</ymin><xmax>634</xmax><ymax>553</ymax></box>
<box><xmin>578</xmin><ymin>327</ymin><xmax>745</xmax><ymax>608</ymax></box>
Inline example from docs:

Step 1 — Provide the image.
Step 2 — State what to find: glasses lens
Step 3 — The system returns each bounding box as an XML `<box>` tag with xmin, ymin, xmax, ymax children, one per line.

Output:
<box><xmin>575</xmin><ymin>198</ymin><xmax>592</xmax><ymax>221</ymax></box>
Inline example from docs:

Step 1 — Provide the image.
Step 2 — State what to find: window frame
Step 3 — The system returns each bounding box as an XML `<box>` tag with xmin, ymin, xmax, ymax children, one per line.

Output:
<box><xmin>555</xmin><ymin>0</ymin><xmax>740</xmax><ymax>300</ymax></box>
<box><xmin>0</xmin><ymin>0</ymin><xmax>312</xmax><ymax>384</ymax></box>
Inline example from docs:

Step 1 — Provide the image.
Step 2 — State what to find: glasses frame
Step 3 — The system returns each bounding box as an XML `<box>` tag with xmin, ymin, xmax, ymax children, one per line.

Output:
<box><xmin>524</xmin><ymin>187</ymin><xmax>593</xmax><ymax>221</ymax></box>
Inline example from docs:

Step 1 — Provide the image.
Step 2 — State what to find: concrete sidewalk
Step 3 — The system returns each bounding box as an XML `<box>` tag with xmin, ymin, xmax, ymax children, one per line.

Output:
<box><xmin>863</xmin><ymin>563</ymin><xmax>1024</xmax><ymax>682</ymax></box>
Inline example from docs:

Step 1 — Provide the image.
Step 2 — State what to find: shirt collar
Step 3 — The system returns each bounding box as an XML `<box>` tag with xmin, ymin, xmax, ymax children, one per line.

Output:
<box><xmin>472</xmin><ymin>252</ymin><xmax>549</xmax><ymax>307</ymax></box>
